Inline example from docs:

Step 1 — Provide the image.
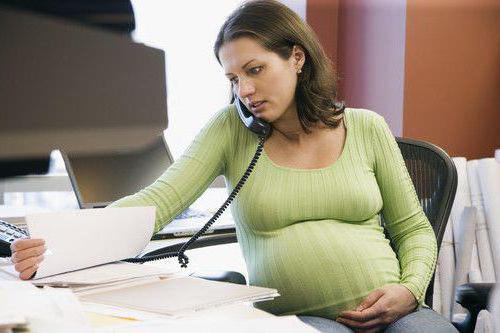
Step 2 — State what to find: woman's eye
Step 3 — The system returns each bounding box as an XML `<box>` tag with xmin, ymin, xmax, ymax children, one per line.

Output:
<box><xmin>230</xmin><ymin>77</ymin><xmax>239</xmax><ymax>85</ymax></box>
<box><xmin>249</xmin><ymin>66</ymin><xmax>263</xmax><ymax>75</ymax></box>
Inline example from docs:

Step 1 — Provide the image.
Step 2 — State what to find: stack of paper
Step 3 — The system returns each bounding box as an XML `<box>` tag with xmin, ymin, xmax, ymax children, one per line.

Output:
<box><xmin>1</xmin><ymin>261</ymin><xmax>180</xmax><ymax>294</ymax></box>
<box><xmin>33</xmin><ymin>262</ymin><xmax>177</xmax><ymax>286</ymax></box>
<box><xmin>80</xmin><ymin>276</ymin><xmax>279</xmax><ymax>317</ymax></box>
<box><xmin>477</xmin><ymin>158</ymin><xmax>500</xmax><ymax>275</ymax></box>
<box><xmin>467</xmin><ymin>160</ymin><xmax>496</xmax><ymax>282</ymax></box>
<box><xmin>0</xmin><ymin>281</ymin><xmax>91</xmax><ymax>333</ymax></box>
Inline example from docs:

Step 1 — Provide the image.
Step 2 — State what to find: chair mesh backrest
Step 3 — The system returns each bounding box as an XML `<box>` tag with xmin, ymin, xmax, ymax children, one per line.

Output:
<box><xmin>383</xmin><ymin>137</ymin><xmax>458</xmax><ymax>307</ymax></box>
<box><xmin>395</xmin><ymin>138</ymin><xmax>457</xmax><ymax>248</ymax></box>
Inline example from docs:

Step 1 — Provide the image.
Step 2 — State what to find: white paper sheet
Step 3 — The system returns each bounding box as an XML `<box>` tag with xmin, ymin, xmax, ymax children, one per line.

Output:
<box><xmin>0</xmin><ymin>281</ymin><xmax>90</xmax><ymax>332</ymax></box>
<box><xmin>80</xmin><ymin>277</ymin><xmax>279</xmax><ymax>316</ymax></box>
<box><xmin>476</xmin><ymin>158</ymin><xmax>500</xmax><ymax>333</ymax></box>
<box><xmin>452</xmin><ymin>207</ymin><xmax>477</xmax><ymax>315</ymax></box>
<box><xmin>467</xmin><ymin>160</ymin><xmax>496</xmax><ymax>282</ymax></box>
<box><xmin>432</xmin><ymin>264</ymin><xmax>442</xmax><ymax>314</ymax></box>
<box><xmin>469</xmin><ymin>269</ymin><xmax>483</xmax><ymax>283</ymax></box>
<box><xmin>474</xmin><ymin>310</ymin><xmax>494</xmax><ymax>333</ymax></box>
<box><xmin>33</xmin><ymin>261</ymin><xmax>176</xmax><ymax>285</ymax></box>
<box><xmin>452</xmin><ymin>159</ymin><xmax>482</xmax><ymax>276</ymax></box>
<box><xmin>1</xmin><ymin>261</ymin><xmax>179</xmax><ymax>290</ymax></box>
<box><xmin>438</xmin><ymin>218</ymin><xmax>455</xmax><ymax>319</ymax></box>
<box><xmin>491</xmin><ymin>286</ymin><xmax>500</xmax><ymax>333</ymax></box>
<box><xmin>449</xmin><ymin>158</ymin><xmax>473</xmax><ymax>317</ymax></box>
<box><xmin>477</xmin><ymin>158</ymin><xmax>500</xmax><ymax>274</ymax></box>
<box><xmin>470</xmin><ymin>245</ymin><xmax>483</xmax><ymax>283</ymax></box>
<box><xmin>82</xmin><ymin>302</ymin><xmax>173</xmax><ymax>321</ymax></box>
<box><xmin>25</xmin><ymin>207</ymin><xmax>155</xmax><ymax>279</ymax></box>
<box><xmin>451</xmin><ymin>158</ymin><xmax>472</xmax><ymax>246</ymax></box>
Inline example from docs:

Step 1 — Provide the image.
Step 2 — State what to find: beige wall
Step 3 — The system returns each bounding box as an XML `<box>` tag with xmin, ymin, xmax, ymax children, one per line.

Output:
<box><xmin>308</xmin><ymin>0</ymin><xmax>408</xmax><ymax>136</ymax></box>
<box><xmin>336</xmin><ymin>0</ymin><xmax>407</xmax><ymax>136</ymax></box>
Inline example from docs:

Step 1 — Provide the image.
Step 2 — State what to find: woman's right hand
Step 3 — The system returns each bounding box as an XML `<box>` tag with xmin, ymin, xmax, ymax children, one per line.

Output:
<box><xmin>10</xmin><ymin>238</ymin><xmax>46</xmax><ymax>280</ymax></box>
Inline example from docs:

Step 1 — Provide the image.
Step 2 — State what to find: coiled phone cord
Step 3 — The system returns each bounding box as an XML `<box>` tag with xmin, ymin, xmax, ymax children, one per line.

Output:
<box><xmin>124</xmin><ymin>136</ymin><xmax>266</xmax><ymax>268</ymax></box>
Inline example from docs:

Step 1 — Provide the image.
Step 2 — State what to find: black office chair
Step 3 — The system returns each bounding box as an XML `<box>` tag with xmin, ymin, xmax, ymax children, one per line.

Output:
<box><xmin>388</xmin><ymin>137</ymin><xmax>458</xmax><ymax>308</ymax></box>
<box><xmin>396</xmin><ymin>139</ymin><xmax>493</xmax><ymax>333</ymax></box>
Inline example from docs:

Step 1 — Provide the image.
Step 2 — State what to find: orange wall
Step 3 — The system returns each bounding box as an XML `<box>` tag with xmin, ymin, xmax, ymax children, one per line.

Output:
<box><xmin>307</xmin><ymin>0</ymin><xmax>500</xmax><ymax>159</ymax></box>
<box><xmin>404</xmin><ymin>0</ymin><xmax>500</xmax><ymax>159</ymax></box>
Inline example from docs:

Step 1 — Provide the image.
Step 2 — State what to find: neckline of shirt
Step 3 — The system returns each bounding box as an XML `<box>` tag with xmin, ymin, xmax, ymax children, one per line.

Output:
<box><xmin>261</xmin><ymin>108</ymin><xmax>351</xmax><ymax>172</ymax></box>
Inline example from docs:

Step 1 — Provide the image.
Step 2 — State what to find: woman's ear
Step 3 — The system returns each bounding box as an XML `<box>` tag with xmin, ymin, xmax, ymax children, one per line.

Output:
<box><xmin>292</xmin><ymin>45</ymin><xmax>306</xmax><ymax>71</ymax></box>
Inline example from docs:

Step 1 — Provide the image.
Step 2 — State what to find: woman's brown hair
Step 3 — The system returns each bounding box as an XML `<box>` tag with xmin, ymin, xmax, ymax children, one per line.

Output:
<box><xmin>214</xmin><ymin>0</ymin><xmax>344</xmax><ymax>132</ymax></box>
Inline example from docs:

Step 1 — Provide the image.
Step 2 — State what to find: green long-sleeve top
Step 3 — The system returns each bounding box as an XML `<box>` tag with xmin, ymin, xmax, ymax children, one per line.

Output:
<box><xmin>111</xmin><ymin>106</ymin><xmax>437</xmax><ymax>319</ymax></box>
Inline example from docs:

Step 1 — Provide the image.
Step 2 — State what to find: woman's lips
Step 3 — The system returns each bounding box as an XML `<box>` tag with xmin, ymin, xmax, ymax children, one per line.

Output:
<box><xmin>250</xmin><ymin>101</ymin><xmax>266</xmax><ymax>113</ymax></box>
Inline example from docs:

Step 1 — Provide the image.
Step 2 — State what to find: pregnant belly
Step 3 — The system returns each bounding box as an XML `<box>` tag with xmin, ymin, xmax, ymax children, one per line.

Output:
<box><xmin>247</xmin><ymin>220</ymin><xmax>401</xmax><ymax>319</ymax></box>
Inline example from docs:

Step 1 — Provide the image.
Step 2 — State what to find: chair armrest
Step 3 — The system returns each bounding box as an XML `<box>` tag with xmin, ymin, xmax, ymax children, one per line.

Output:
<box><xmin>452</xmin><ymin>283</ymin><xmax>494</xmax><ymax>333</ymax></box>
<box><xmin>190</xmin><ymin>270</ymin><xmax>247</xmax><ymax>285</ymax></box>
<box><xmin>455</xmin><ymin>283</ymin><xmax>493</xmax><ymax>310</ymax></box>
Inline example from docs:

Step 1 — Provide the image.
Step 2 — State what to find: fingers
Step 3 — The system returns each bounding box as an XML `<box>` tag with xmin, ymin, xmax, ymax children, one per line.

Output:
<box><xmin>337</xmin><ymin>316</ymin><xmax>383</xmax><ymax>330</ymax></box>
<box><xmin>14</xmin><ymin>255</ymin><xmax>44</xmax><ymax>274</ymax></box>
<box><xmin>11</xmin><ymin>245</ymin><xmax>46</xmax><ymax>263</ymax></box>
<box><xmin>19</xmin><ymin>265</ymin><xmax>39</xmax><ymax>280</ymax></box>
<box><xmin>340</xmin><ymin>304</ymin><xmax>384</xmax><ymax>322</ymax></box>
<box><xmin>354</xmin><ymin>327</ymin><xmax>384</xmax><ymax>333</ymax></box>
<box><xmin>356</xmin><ymin>289</ymin><xmax>384</xmax><ymax>311</ymax></box>
<box><xmin>10</xmin><ymin>239</ymin><xmax>45</xmax><ymax>252</ymax></box>
<box><xmin>10</xmin><ymin>239</ymin><xmax>46</xmax><ymax>280</ymax></box>
<box><xmin>338</xmin><ymin>294</ymin><xmax>389</xmax><ymax>331</ymax></box>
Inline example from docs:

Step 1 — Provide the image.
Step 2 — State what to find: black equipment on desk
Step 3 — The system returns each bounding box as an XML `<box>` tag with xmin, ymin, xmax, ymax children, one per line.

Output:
<box><xmin>0</xmin><ymin>220</ymin><xmax>28</xmax><ymax>257</ymax></box>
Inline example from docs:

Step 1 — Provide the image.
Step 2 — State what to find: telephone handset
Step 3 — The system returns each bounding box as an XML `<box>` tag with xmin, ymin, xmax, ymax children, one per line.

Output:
<box><xmin>125</xmin><ymin>94</ymin><xmax>271</xmax><ymax>267</ymax></box>
<box><xmin>234</xmin><ymin>95</ymin><xmax>272</xmax><ymax>138</ymax></box>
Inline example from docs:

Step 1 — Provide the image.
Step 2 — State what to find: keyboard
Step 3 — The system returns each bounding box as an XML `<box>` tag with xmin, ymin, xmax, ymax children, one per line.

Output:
<box><xmin>153</xmin><ymin>207</ymin><xmax>235</xmax><ymax>239</ymax></box>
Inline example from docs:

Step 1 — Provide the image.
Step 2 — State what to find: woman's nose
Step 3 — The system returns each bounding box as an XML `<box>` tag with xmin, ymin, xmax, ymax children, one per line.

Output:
<box><xmin>237</xmin><ymin>78</ymin><xmax>255</xmax><ymax>99</ymax></box>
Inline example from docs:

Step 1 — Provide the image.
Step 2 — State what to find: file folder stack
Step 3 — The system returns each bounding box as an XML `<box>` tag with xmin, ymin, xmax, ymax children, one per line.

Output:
<box><xmin>79</xmin><ymin>276</ymin><xmax>279</xmax><ymax>317</ymax></box>
<box><xmin>1</xmin><ymin>261</ymin><xmax>178</xmax><ymax>289</ymax></box>
<box><xmin>30</xmin><ymin>261</ymin><xmax>178</xmax><ymax>290</ymax></box>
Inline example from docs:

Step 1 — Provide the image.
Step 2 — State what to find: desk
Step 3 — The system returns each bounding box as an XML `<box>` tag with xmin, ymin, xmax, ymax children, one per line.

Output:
<box><xmin>0</xmin><ymin>180</ymin><xmax>284</xmax><ymax>330</ymax></box>
<box><xmin>0</xmin><ymin>240</ymin><xmax>261</xmax><ymax>329</ymax></box>
<box><xmin>86</xmin><ymin>301</ymin><xmax>272</xmax><ymax>327</ymax></box>
<box><xmin>85</xmin><ymin>303</ymin><xmax>317</xmax><ymax>333</ymax></box>
<box><xmin>0</xmin><ymin>236</ymin><xmax>319</xmax><ymax>331</ymax></box>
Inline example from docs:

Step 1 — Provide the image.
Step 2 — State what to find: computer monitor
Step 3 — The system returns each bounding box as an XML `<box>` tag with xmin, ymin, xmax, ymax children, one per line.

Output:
<box><xmin>0</xmin><ymin>6</ymin><xmax>167</xmax><ymax>173</ymax></box>
<box><xmin>61</xmin><ymin>134</ymin><xmax>174</xmax><ymax>209</ymax></box>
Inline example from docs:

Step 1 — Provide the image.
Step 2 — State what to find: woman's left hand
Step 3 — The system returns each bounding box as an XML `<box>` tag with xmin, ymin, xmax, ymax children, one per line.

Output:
<box><xmin>336</xmin><ymin>283</ymin><xmax>418</xmax><ymax>332</ymax></box>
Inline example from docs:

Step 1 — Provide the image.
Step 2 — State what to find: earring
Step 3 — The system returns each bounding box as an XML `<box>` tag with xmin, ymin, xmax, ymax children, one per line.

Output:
<box><xmin>297</xmin><ymin>69</ymin><xmax>302</xmax><ymax>74</ymax></box>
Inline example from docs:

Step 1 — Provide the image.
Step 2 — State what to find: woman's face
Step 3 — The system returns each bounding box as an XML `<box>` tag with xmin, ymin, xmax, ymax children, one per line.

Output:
<box><xmin>218</xmin><ymin>37</ymin><xmax>303</xmax><ymax>123</ymax></box>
